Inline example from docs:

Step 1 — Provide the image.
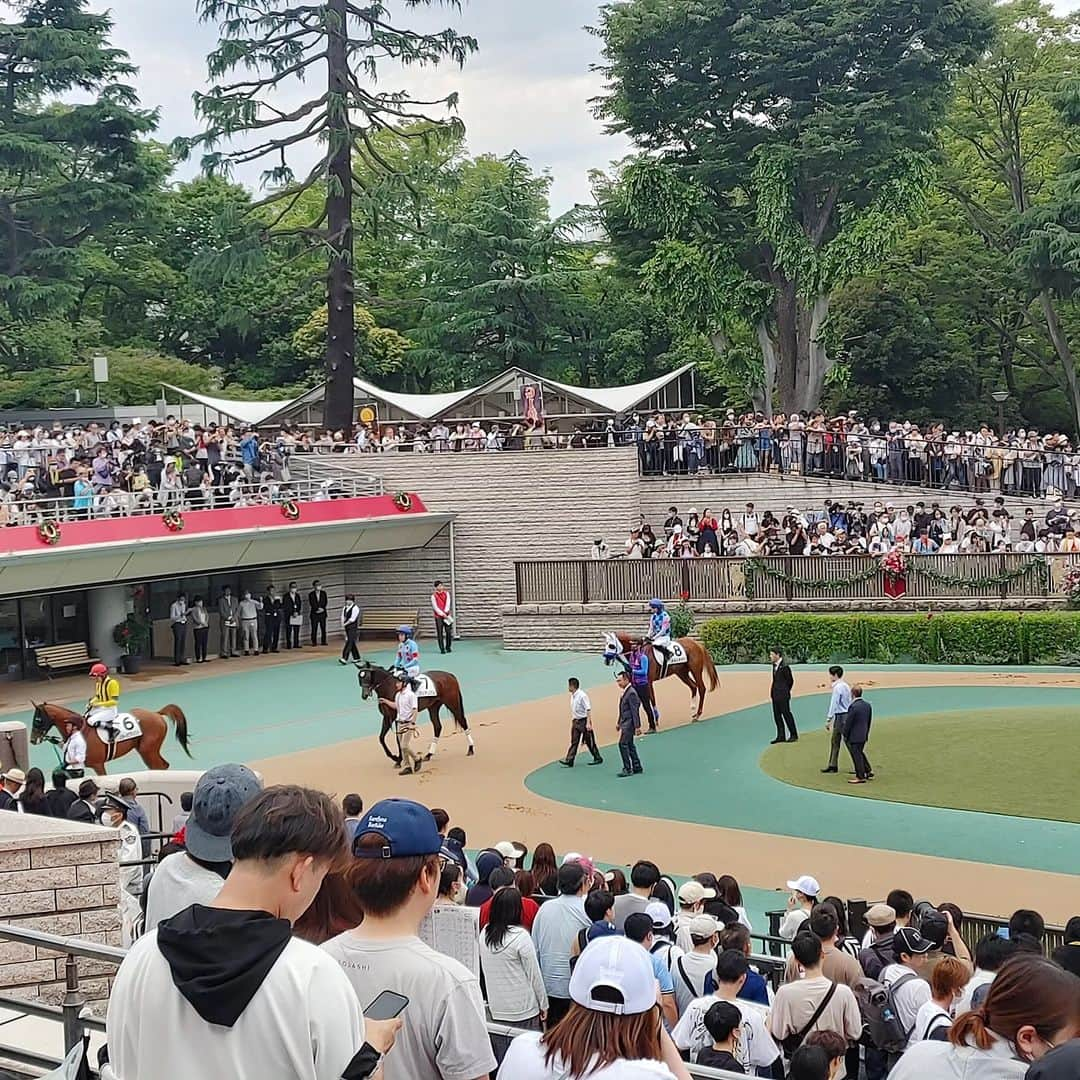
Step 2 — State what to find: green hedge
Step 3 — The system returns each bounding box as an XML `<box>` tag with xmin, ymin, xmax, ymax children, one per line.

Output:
<box><xmin>701</xmin><ymin>612</ymin><xmax>1080</xmax><ymax>666</ymax></box>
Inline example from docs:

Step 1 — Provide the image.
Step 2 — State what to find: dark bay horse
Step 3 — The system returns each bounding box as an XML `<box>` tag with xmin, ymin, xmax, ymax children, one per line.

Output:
<box><xmin>603</xmin><ymin>632</ymin><xmax>720</xmax><ymax>721</ymax></box>
<box><xmin>31</xmin><ymin>701</ymin><xmax>191</xmax><ymax>774</ymax></box>
<box><xmin>357</xmin><ymin>662</ymin><xmax>475</xmax><ymax>765</ymax></box>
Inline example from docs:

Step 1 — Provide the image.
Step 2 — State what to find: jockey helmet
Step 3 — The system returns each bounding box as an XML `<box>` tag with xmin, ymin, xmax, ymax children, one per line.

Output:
<box><xmin>648</xmin><ymin>598</ymin><xmax>665</xmax><ymax>610</ymax></box>
<box><xmin>90</xmin><ymin>663</ymin><xmax>109</xmax><ymax>677</ymax></box>
<box><xmin>397</xmin><ymin>625</ymin><xmax>414</xmax><ymax>638</ymax></box>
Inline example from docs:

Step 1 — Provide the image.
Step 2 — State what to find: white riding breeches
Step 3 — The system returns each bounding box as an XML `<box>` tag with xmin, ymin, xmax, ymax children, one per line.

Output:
<box><xmin>87</xmin><ymin>706</ymin><xmax>117</xmax><ymax>728</ymax></box>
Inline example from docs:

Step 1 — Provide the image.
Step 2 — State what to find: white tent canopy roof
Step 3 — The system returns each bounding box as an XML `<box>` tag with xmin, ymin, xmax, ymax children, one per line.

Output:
<box><xmin>180</xmin><ymin>363</ymin><xmax>695</xmax><ymax>427</ymax></box>
<box><xmin>160</xmin><ymin>384</ymin><xmax>293</xmax><ymax>426</ymax></box>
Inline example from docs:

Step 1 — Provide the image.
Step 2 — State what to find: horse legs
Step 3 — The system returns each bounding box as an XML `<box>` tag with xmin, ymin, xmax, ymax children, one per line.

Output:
<box><xmin>139</xmin><ymin>732</ymin><xmax>170</xmax><ymax>771</ymax></box>
<box><xmin>425</xmin><ymin>703</ymin><xmax>443</xmax><ymax>759</ymax></box>
<box><xmin>378</xmin><ymin>712</ymin><xmax>401</xmax><ymax>766</ymax></box>
<box><xmin>676</xmin><ymin>669</ymin><xmax>704</xmax><ymax>720</ymax></box>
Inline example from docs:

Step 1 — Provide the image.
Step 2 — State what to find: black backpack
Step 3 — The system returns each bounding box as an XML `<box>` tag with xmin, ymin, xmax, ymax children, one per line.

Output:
<box><xmin>855</xmin><ymin>971</ymin><xmax>919</xmax><ymax>1053</ymax></box>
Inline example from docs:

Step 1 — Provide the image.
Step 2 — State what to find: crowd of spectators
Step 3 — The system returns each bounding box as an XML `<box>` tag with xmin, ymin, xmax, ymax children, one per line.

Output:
<box><xmin>60</xmin><ymin>765</ymin><xmax>1078</xmax><ymax>1080</ymax></box>
<box><xmin>614</xmin><ymin>498</ymin><xmax>1080</xmax><ymax>560</ymax></box>
<box><xmin>0</xmin><ymin>418</ymin><xmax>310</xmax><ymax>526</ymax></box>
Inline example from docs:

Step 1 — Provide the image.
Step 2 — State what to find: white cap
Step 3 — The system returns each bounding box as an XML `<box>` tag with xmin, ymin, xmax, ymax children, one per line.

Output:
<box><xmin>494</xmin><ymin>840</ymin><xmax>526</xmax><ymax>861</ymax></box>
<box><xmin>569</xmin><ymin>936</ymin><xmax>658</xmax><ymax>1016</ymax></box>
<box><xmin>646</xmin><ymin>901</ymin><xmax>673</xmax><ymax>929</ymax></box>
<box><xmin>562</xmin><ymin>851</ymin><xmax>583</xmax><ymax>866</ymax></box>
<box><xmin>786</xmin><ymin>874</ymin><xmax>821</xmax><ymax>897</ymax></box>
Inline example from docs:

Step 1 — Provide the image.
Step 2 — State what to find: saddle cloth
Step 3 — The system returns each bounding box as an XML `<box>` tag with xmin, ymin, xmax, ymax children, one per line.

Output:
<box><xmin>652</xmin><ymin>642</ymin><xmax>687</xmax><ymax>668</ymax></box>
<box><xmin>111</xmin><ymin>713</ymin><xmax>142</xmax><ymax>740</ymax></box>
<box><xmin>413</xmin><ymin>674</ymin><xmax>436</xmax><ymax>698</ymax></box>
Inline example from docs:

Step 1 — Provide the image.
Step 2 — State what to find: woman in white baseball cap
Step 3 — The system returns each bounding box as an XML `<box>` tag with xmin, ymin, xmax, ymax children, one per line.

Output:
<box><xmin>497</xmin><ymin>935</ymin><xmax>691</xmax><ymax>1079</ymax></box>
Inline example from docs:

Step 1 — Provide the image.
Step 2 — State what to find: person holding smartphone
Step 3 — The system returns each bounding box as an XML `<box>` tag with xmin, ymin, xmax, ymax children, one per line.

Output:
<box><xmin>107</xmin><ymin>785</ymin><xmax>401</xmax><ymax>1080</ymax></box>
<box><xmin>324</xmin><ymin>798</ymin><xmax>497</xmax><ymax>1080</ymax></box>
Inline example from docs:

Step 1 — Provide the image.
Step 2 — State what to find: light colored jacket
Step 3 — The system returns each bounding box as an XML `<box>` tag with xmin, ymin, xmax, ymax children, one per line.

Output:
<box><xmin>888</xmin><ymin>1034</ymin><xmax>1028</xmax><ymax>1080</ymax></box>
<box><xmin>480</xmin><ymin>925</ymin><xmax>548</xmax><ymax>1022</ymax></box>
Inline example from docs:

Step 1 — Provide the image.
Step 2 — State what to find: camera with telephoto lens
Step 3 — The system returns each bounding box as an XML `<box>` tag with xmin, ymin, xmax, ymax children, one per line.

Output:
<box><xmin>911</xmin><ymin>899</ymin><xmax>948</xmax><ymax>947</ymax></box>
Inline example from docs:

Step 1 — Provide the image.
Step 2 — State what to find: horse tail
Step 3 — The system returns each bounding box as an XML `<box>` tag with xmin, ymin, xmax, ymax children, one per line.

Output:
<box><xmin>160</xmin><ymin>705</ymin><xmax>192</xmax><ymax>758</ymax></box>
<box><xmin>700</xmin><ymin>645</ymin><xmax>719</xmax><ymax>692</ymax></box>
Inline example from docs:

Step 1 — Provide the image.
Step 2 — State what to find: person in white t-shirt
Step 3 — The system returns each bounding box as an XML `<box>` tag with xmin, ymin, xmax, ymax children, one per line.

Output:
<box><xmin>672</xmin><ymin>914</ymin><xmax>721</xmax><ymax>1016</ymax></box>
<box><xmin>107</xmin><ymin>785</ymin><xmax>398</xmax><ymax>1080</ymax></box>
<box><xmin>954</xmin><ymin>933</ymin><xmax>1016</xmax><ymax>1016</ymax></box>
<box><xmin>779</xmin><ymin>874</ymin><xmax>819</xmax><ymax>939</ymax></box>
<box><xmin>671</xmin><ymin>948</ymin><xmax>781</xmax><ymax>1073</ymax></box>
<box><xmin>913</xmin><ymin>955</ymin><xmax>968</xmax><ymax>1044</ymax></box>
<box><xmin>498</xmin><ymin>935</ymin><xmax>692</xmax><ymax>1080</ymax></box>
<box><xmin>880</xmin><ymin>927</ymin><xmax>936</xmax><ymax>1049</ymax></box>
<box><xmin>323</xmin><ymin>798</ymin><xmax>497</xmax><ymax>1080</ymax></box>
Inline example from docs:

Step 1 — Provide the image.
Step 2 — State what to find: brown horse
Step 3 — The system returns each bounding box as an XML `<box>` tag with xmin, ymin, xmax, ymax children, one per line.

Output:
<box><xmin>30</xmin><ymin>701</ymin><xmax>191</xmax><ymax>775</ymax></box>
<box><xmin>357</xmin><ymin>662</ymin><xmax>475</xmax><ymax>766</ymax></box>
<box><xmin>603</xmin><ymin>632</ymin><xmax>719</xmax><ymax>721</ymax></box>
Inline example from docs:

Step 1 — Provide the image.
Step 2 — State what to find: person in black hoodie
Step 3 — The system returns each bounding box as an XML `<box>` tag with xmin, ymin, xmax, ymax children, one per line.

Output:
<box><xmin>106</xmin><ymin>785</ymin><xmax>400</xmax><ymax>1080</ymax></box>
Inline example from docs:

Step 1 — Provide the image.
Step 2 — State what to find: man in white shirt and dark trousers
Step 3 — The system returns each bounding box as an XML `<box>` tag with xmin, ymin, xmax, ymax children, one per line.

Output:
<box><xmin>169</xmin><ymin>592</ymin><xmax>188</xmax><ymax>666</ymax></box>
<box><xmin>559</xmin><ymin>677</ymin><xmax>603</xmax><ymax>767</ymax></box>
<box><xmin>340</xmin><ymin>594</ymin><xmax>361</xmax><ymax>664</ymax></box>
<box><xmin>822</xmin><ymin>664</ymin><xmax>852</xmax><ymax>773</ymax></box>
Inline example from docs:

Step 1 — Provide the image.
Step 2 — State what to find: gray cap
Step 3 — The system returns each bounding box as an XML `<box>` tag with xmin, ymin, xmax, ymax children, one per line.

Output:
<box><xmin>185</xmin><ymin>764</ymin><xmax>262</xmax><ymax>862</ymax></box>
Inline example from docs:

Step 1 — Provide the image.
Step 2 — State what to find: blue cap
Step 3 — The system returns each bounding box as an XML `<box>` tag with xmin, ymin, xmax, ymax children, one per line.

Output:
<box><xmin>649</xmin><ymin>598</ymin><xmax>663</xmax><ymax>608</ymax></box>
<box><xmin>397</xmin><ymin>625</ymin><xmax>413</xmax><ymax>636</ymax></box>
<box><xmin>352</xmin><ymin>798</ymin><xmax>443</xmax><ymax>859</ymax></box>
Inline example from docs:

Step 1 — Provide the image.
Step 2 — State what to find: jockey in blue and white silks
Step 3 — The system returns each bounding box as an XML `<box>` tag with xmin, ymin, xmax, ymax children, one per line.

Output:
<box><xmin>647</xmin><ymin>599</ymin><xmax>672</xmax><ymax>673</ymax></box>
<box><xmin>395</xmin><ymin>626</ymin><xmax>421</xmax><ymax>679</ymax></box>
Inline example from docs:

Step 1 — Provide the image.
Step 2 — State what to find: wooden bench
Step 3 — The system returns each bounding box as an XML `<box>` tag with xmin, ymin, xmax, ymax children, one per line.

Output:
<box><xmin>358</xmin><ymin>609</ymin><xmax>423</xmax><ymax>639</ymax></box>
<box><xmin>35</xmin><ymin>642</ymin><xmax>100</xmax><ymax>679</ymax></box>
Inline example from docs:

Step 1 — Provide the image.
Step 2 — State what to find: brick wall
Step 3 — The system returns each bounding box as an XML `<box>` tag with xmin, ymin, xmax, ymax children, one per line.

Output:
<box><xmin>0</xmin><ymin>816</ymin><xmax>121</xmax><ymax>1009</ymax></box>
<box><xmin>320</xmin><ymin>449</ymin><xmax>640</xmax><ymax>635</ymax></box>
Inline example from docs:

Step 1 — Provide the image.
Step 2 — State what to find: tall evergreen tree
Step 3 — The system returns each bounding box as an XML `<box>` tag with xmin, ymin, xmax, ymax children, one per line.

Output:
<box><xmin>176</xmin><ymin>0</ymin><xmax>475</xmax><ymax>432</ymax></box>
<box><xmin>0</xmin><ymin>0</ymin><xmax>160</xmax><ymax>365</ymax></box>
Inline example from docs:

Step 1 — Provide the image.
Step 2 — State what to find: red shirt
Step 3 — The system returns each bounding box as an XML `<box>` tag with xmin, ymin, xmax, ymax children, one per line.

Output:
<box><xmin>478</xmin><ymin>894</ymin><xmax>539</xmax><ymax>931</ymax></box>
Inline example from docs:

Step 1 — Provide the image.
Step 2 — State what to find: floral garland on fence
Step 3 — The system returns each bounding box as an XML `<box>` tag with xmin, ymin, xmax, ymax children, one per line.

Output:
<box><xmin>1063</xmin><ymin>566</ymin><xmax>1080</xmax><ymax>609</ymax></box>
<box><xmin>743</xmin><ymin>555</ymin><xmax>1049</xmax><ymax>601</ymax></box>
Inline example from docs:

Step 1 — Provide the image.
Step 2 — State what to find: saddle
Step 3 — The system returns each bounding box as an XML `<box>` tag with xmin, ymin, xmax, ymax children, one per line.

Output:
<box><xmin>651</xmin><ymin>642</ymin><xmax>687</xmax><ymax>669</ymax></box>
<box><xmin>413</xmin><ymin>673</ymin><xmax>436</xmax><ymax>698</ymax></box>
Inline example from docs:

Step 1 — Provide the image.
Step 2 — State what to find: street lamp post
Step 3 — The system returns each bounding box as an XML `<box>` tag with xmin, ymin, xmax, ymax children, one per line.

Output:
<box><xmin>991</xmin><ymin>390</ymin><xmax>1010</xmax><ymax>437</ymax></box>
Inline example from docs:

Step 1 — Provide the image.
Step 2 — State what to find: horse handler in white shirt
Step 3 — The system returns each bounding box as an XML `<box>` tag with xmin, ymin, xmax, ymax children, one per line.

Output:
<box><xmin>560</xmin><ymin>677</ymin><xmax>604</xmax><ymax>767</ymax></box>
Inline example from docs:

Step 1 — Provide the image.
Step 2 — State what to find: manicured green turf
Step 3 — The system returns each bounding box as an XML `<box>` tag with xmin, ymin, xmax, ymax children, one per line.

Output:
<box><xmin>761</xmin><ymin>707</ymin><xmax>1080</xmax><ymax>824</ymax></box>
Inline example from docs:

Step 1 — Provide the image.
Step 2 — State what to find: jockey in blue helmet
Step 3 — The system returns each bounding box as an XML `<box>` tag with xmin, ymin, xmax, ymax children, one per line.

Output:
<box><xmin>646</xmin><ymin>598</ymin><xmax>672</xmax><ymax>673</ymax></box>
<box><xmin>395</xmin><ymin>626</ymin><xmax>421</xmax><ymax>679</ymax></box>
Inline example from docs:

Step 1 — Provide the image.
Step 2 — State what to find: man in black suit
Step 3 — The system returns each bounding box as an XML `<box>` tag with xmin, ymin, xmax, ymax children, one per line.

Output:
<box><xmin>615</xmin><ymin>670</ymin><xmax>644</xmax><ymax>778</ymax></box>
<box><xmin>309</xmin><ymin>579</ymin><xmax>328</xmax><ymax>646</ymax></box>
<box><xmin>845</xmin><ymin>685</ymin><xmax>874</xmax><ymax>784</ymax></box>
<box><xmin>769</xmin><ymin>646</ymin><xmax>798</xmax><ymax>744</ymax></box>
<box><xmin>261</xmin><ymin>585</ymin><xmax>283</xmax><ymax>653</ymax></box>
<box><xmin>282</xmin><ymin>581</ymin><xmax>303</xmax><ymax>649</ymax></box>
<box><xmin>66</xmin><ymin>779</ymin><xmax>101</xmax><ymax>823</ymax></box>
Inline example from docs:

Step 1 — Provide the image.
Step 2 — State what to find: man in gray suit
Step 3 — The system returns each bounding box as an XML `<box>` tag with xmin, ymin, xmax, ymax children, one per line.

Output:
<box><xmin>615</xmin><ymin>670</ymin><xmax>643</xmax><ymax>778</ymax></box>
<box><xmin>219</xmin><ymin>586</ymin><xmax>239</xmax><ymax>658</ymax></box>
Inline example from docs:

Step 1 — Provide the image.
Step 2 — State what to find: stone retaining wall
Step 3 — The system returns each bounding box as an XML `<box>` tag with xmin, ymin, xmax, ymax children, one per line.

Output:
<box><xmin>0</xmin><ymin>816</ymin><xmax>121</xmax><ymax>1009</ymax></box>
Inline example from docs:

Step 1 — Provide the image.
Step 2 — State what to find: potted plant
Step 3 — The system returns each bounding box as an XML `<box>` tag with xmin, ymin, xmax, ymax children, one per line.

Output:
<box><xmin>113</xmin><ymin>614</ymin><xmax>151</xmax><ymax>674</ymax></box>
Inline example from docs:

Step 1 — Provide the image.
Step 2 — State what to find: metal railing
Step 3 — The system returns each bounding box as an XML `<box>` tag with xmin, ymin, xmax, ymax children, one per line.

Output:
<box><xmin>514</xmin><ymin>553</ymin><xmax>1068</xmax><ymax>604</ymax></box>
<box><xmin>0</xmin><ymin>473</ymin><xmax>385</xmax><ymax>529</ymax></box>
<box><xmin>0</xmin><ymin>922</ymin><xmax>743</xmax><ymax>1079</ymax></box>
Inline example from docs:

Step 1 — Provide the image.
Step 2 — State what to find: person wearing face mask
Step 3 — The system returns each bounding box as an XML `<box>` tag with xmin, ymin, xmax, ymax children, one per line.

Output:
<box><xmin>237</xmin><ymin>589</ymin><xmax>262</xmax><ymax>656</ymax></box>
<box><xmin>888</xmin><ymin>955</ymin><xmax>1080</xmax><ymax>1080</ymax></box>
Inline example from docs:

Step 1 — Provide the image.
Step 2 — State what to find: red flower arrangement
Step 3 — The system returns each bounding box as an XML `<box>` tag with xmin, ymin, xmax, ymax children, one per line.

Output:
<box><xmin>881</xmin><ymin>549</ymin><xmax>907</xmax><ymax>578</ymax></box>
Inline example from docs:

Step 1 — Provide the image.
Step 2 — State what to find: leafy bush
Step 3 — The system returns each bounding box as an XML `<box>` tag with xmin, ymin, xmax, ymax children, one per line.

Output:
<box><xmin>670</xmin><ymin>601</ymin><xmax>695</xmax><ymax>638</ymax></box>
<box><xmin>700</xmin><ymin>611</ymin><xmax>1080</xmax><ymax>666</ymax></box>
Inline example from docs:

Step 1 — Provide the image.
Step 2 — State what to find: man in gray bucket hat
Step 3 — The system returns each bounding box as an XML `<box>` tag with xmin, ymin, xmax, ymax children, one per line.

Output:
<box><xmin>144</xmin><ymin>764</ymin><xmax>262</xmax><ymax>930</ymax></box>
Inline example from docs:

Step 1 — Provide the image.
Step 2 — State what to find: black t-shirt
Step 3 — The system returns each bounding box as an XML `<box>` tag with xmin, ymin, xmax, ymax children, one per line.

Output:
<box><xmin>696</xmin><ymin>1047</ymin><xmax>744</xmax><ymax>1073</ymax></box>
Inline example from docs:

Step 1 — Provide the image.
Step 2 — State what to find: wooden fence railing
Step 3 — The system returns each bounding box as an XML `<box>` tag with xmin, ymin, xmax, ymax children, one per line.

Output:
<box><xmin>514</xmin><ymin>554</ymin><xmax>1077</xmax><ymax>604</ymax></box>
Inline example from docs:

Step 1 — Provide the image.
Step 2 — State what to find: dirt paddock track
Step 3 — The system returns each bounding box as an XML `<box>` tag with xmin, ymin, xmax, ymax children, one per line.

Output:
<box><xmin>251</xmin><ymin>666</ymin><xmax>1080</xmax><ymax>923</ymax></box>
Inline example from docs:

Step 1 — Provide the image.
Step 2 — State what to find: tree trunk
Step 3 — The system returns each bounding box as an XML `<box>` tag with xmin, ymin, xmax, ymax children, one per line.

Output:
<box><xmin>768</xmin><ymin>280</ymin><xmax>832</xmax><ymax>414</ymax></box>
<box><xmin>1038</xmin><ymin>289</ymin><xmax>1080</xmax><ymax>439</ymax></box>
<box><xmin>323</xmin><ymin>0</ymin><xmax>355</xmax><ymax>434</ymax></box>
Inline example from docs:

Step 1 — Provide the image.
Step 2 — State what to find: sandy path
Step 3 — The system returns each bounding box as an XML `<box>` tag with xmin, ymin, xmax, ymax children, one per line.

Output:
<box><xmin>250</xmin><ymin>668</ymin><xmax>1080</xmax><ymax>923</ymax></box>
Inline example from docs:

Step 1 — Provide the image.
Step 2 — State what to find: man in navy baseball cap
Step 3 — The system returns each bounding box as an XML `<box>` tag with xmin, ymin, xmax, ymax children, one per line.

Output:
<box><xmin>328</xmin><ymin>798</ymin><xmax>497</xmax><ymax>1079</ymax></box>
<box><xmin>350</xmin><ymin>798</ymin><xmax>443</xmax><ymax>859</ymax></box>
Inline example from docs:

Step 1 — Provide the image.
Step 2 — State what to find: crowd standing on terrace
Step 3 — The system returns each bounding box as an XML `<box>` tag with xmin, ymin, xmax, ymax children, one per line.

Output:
<box><xmin>613</xmin><ymin>498</ymin><xmax>1080</xmax><ymax>560</ymax></box>
<box><xmin>5</xmin><ymin>408</ymin><xmax>1079</xmax><ymax>528</ymax></box>
<box><xmin>10</xmin><ymin>764</ymin><xmax>1077</xmax><ymax>1079</ymax></box>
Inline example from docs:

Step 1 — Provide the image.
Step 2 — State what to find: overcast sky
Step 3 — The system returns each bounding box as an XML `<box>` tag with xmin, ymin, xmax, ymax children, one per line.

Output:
<box><xmin>88</xmin><ymin>0</ymin><xmax>629</xmax><ymax>213</ymax></box>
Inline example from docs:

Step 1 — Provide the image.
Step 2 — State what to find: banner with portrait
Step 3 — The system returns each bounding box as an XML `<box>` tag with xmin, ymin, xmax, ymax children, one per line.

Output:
<box><xmin>520</xmin><ymin>382</ymin><xmax>544</xmax><ymax>425</ymax></box>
